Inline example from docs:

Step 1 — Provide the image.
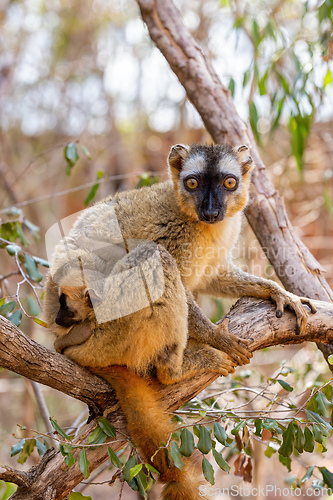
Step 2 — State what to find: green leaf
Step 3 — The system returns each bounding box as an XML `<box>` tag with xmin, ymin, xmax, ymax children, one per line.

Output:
<box><xmin>249</xmin><ymin>101</ymin><xmax>260</xmax><ymax>144</ymax></box>
<box><xmin>87</xmin><ymin>426</ymin><xmax>107</xmax><ymax>445</ymax></box>
<box><xmin>279</xmin><ymin>422</ymin><xmax>295</xmax><ymax>457</ymax></box>
<box><xmin>301</xmin><ymin>465</ymin><xmax>315</xmax><ymax>484</ymax></box>
<box><xmin>123</xmin><ymin>456</ymin><xmax>137</xmax><ymax>483</ymax></box>
<box><xmin>0</xmin><ymin>481</ymin><xmax>17</xmax><ymax>499</ymax></box>
<box><xmin>306</xmin><ymin>410</ymin><xmax>333</xmax><ymax>434</ymax></box>
<box><xmin>68</xmin><ymin>493</ymin><xmax>92</xmax><ymax>500</ymax></box>
<box><xmin>9</xmin><ymin>310</ymin><xmax>22</xmax><ymax>327</ymax></box>
<box><xmin>79</xmin><ymin>449</ymin><xmax>90</xmax><ymax>479</ymax></box>
<box><xmin>197</xmin><ymin>426</ymin><xmax>212</xmax><ymax>454</ymax></box>
<box><xmin>313</xmin><ymin>424</ymin><xmax>324</xmax><ymax>443</ymax></box>
<box><xmin>33</xmin><ymin>317</ymin><xmax>48</xmax><ymax>328</ymax></box>
<box><xmin>32</xmin><ymin>256</ymin><xmax>50</xmax><ymax>268</ymax></box>
<box><xmin>212</xmin><ymin>449</ymin><xmax>230</xmax><ymax>472</ymax></box>
<box><xmin>64</xmin><ymin>142</ymin><xmax>79</xmax><ymax>171</ymax></box>
<box><xmin>316</xmin><ymin>392</ymin><xmax>332</xmax><ymax>418</ymax></box>
<box><xmin>179</xmin><ymin>428</ymin><xmax>194</xmax><ymax>457</ymax></box>
<box><xmin>319</xmin><ymin>467</ymin><xmax>333</xmax><ymax>489</ymax></box>
<box><xmin>6</xmin><ymin>244</ymin><xmax>21</xmax><ymax>255</ymax></box>
<box><xmin>252</xmin><ymin>18</ymin><xmax>261</xmax><ymax>47</ymax></box>
<box><xmin>136</xmin><ymin>471</ymin><xmax>148</xmax><ymax>498</ymax></box>
<box><xmin>145</xmin><ymin>463</ymin><xmax>160</xmax><ymax>475</ymax></box>
<box><xmin>263</xmin><ymin>419</ymin><xmax>279</xmax><ymax>431</ymax></box>
<box><xmin>324</xmin><ymin>69</ymin><xmax>332</xmax><ymax>88</ymax></box>
<box><xmin>276</xmin><ymin>70</ymin><xmax>290</xmax><ymax>94</ymax></box>
<box><xmin>294</xmin><ymin>425</ymin><xmax>305</xmax><ymax>453</ymax></box>
<box><xmin>16</xmin><ymin>222</ymin><xmax>29</xmax><ymax>247</ymax></box>
<box><xmin>50</xmin><ymin>418</ymin><xmax>71</xmax><ymax>440</ymax></box>
<box><xmin>27</xmin><ymin>296</ymin><xmax>40</xmax><ymax>317</ymax></box>
<box><xmin>80</xmin><ymin>144</ymin><xmax>92</xmax><ymax>160</ymax></box>
<box><xmin>36</xmin><ymin>439</ymin><xmax>47</xmax><ymax>457</ymax></box>
<box><xmin>107</xmin><ymin>447</ymin><xmax>123</xmax><ymax>469</ymax></box>
<box><xmin>129</xmin><ymin>464</ymin><xmax>143</xmax><ymax>480</ymax></box>
<box><xmin>135</xmin><ymin>173</ymin><xmax>160</xmax><ymax>189</ymax></box>
<box><xmin>24</xmin><ymin>255</ymin><xmax>43</xmax><ymax>283</ymax></box>
<box><xmin>277</xmin><ymin>379</ymin><xmax>293</xmax><ymax>392</ymax></box>
<box><xmin>17</xmin><ymin>439</ymin><xmax>36</xmax><ymax>464</ymax></box>
<box><xmin>0</xmin><ymin>301</ymin><xmax>16</xmax><ymax>317</ymax></box>
<box><xmin>65</xmin><ymin>452</ymin><xmax>75</xmax><ymax>467</ymax></box>
<box><xmin>84</xmin><ymin>171</ymin><xmax>104</xmax><ymax>206</ymax></box>
<box><xmin>242</xmin><ymin>69</ymin><xmax>250</xmax><ymax>88</ymax></box>
<box><xmin>193</xmin><ymin>425</ymin><xmax>200</xmax><ymax>439</ymax></box>
<box><xmin>279</xmin><ymin>454</ymin><xmax>291</xmax><ymax>472</ymax></box>
<box><xmin>214</xmin><ymin>422</ymin><xmax>228</xmax><ymax>444</ymax></box>
<box><xmin>231</xmin><ymin>421</ymin><xmax>245</xmax><ymax>436</ymax></box>
<box><xmin>264</xmin><ymin>445</ymin><xmax>276</xmax><ymax>458</ymax></box>
<box><xmin>60</xmin><ymin>443</ymin><xmax>73</xmax><ymax>455</ymax></box>
<box><xmin>228</xmin><ymin>77</ymin><xmax>235</xmax><ymax>98</ymax></box>
<box><xmin>97</xmin><ymin>417</ymin><xmax>116</xmax><ymax>438</ymax></box>
<box><xmin>202</xmin><ymin>456</ymin><xmax>215</xmax><ymax>485</ymax></box>
<box><xmin>170</xmin><ymin>441</ymin><xmax>185</xmax><ymax>471</ymax></box>
<box><xmin>304</xmin><ymin>427</ymin><xmax>315</xmax><ymax>452</ymax></box>
<box><xmin>11</xmin><ymin>439</ymin><xmax>26</xmax><ymax>457</ymax></box>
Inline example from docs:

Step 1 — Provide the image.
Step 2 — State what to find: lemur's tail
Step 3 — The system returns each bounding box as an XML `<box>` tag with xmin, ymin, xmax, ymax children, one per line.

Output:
<box><xmin>91</xmin><ymin>366</ymin><xmax>207</xmax><ymax>499</ymax></box>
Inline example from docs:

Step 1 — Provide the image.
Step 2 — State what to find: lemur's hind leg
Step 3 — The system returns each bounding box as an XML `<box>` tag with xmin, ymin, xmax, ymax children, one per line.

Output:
<box><xmin>156</xmin><ymin>338</ymin><xmax>236</xmax><ymax>385</ymax></box>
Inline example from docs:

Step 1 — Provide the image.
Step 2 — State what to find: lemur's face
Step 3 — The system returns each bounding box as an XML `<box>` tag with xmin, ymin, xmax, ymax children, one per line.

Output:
<box><xmin>168</xmin><ymin>143</ymin><xmax>253</xmax><ymax>223</ymax></box>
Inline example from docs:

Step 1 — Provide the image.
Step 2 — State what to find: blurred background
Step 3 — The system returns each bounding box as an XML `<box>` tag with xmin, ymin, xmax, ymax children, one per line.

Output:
<box><xmin>0</xmin><ymin>0</ymin><xmax>333</xmax><ymax>498</ymax></box>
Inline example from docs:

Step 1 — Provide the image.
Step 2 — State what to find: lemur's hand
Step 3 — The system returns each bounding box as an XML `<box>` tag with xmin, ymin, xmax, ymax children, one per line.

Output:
<box><xmin>213</xmin><ymin>317</ymin><xmax>253</xmax><ymax>366</ymax></box>
<box><xmin>269</xmin><ymin>288</ymin><xmax>316</xmax><ymax>335</ymax></box>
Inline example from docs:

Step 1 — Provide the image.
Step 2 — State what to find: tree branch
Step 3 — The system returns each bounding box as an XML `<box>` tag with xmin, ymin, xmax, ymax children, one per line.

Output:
<box><xmin>135</xmin><ymin>0</ymin><xmax>333</xmax><ymax>365</ymax></box>
<box><xmin>0</xmin><ymin>316</ymin><xmax>117</xmax><ymax>415</ymax></box>
<box><xmin>1</xmin><ymin>298</ymin><xmax>333</xmax><ymax>498</ymax></box>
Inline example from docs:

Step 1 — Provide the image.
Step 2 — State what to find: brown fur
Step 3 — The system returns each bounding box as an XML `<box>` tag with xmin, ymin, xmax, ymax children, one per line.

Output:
<box><xmin>44</xmin><ymin>143</ymin><xmax>315</xmax><ymax>498</ymax></box>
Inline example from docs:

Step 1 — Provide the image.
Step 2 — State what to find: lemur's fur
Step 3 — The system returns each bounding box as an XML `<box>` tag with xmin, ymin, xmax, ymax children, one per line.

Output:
<box><xmin>44</xmin><ymin>143</ymin><xmax>315</xmax><ymax>499</ymax></box>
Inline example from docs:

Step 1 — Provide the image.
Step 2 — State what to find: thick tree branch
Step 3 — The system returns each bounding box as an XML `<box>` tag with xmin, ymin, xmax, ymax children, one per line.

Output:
<box><xmin>135</xmin><ymin>0</ymin><xmax>333</xmax><ymax>365</ymax></box>
<box><xmin>0</xmin><ymin>316</ymin><xmax>116</xmax><ymax>415</ymax></box>
<box><xmin>1</xmin><ymin>299</ymin><xmax>333</xmax><ymax>498</ymax></box>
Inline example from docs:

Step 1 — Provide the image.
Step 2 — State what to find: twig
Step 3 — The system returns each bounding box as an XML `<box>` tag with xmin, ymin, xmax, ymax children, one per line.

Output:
<box><xmin>77</xmin><ymin>462</ymin><xmax>111</xmax><ymax>493</ymax></box>
<box><xmin>30</xmin><ymin>381</ymin><xmax>58</xmax><ymax>450</ymax></box>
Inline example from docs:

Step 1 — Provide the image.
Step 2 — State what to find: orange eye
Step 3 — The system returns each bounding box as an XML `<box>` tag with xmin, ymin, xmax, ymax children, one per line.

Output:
<box><xmin>223</xmin><ymin>177</ymin><xmax>237</xmax><ymax>190</ymax></box>
<box><xmin>186</xmin><ymin>178</ymin><xmax>198</xmax><ymax>189</ymax></box>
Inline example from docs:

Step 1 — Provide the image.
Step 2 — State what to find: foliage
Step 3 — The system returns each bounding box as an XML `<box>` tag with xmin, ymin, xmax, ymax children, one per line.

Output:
<box><xmin>225</xmin><ymin>0</ymin><xmax>333</xmax><ymax>170</ymax></box>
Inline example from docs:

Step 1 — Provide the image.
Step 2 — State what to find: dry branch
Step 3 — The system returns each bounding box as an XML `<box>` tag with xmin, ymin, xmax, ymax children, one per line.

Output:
<box><xmin>1</xmin><ymin>298</ymin><xmax>333</xmax><ymax>498</ymax></box>
<box><xmin>135</xmin><ymin>0</ymin><xmax>333</xmax><ymax>364</ymax></box>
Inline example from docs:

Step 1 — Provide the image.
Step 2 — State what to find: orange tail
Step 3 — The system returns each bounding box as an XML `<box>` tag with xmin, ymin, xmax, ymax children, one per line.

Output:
<box><xmin>90</xmin><ymin>366</ymin><xmax>207</xmax><ymax>499</ymax></box>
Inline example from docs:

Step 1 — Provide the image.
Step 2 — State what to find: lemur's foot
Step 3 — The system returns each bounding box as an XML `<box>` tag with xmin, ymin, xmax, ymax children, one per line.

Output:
<box><xmin>270</xmin><ymin>289</ymin><xmax>316</xmax><ymax>335</ymax></box>
<box><xmin>214</xmin><ymin>318</ymin><xmax>253</xmax><ymax>366</ymax></box>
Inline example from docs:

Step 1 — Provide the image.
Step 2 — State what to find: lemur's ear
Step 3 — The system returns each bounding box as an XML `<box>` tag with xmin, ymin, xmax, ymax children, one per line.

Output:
<box><xmin>234</xmin><ymin>145</ymin><xmax>253</xmax><ymax>174</ymax></box>
<box><xmin>168</xmin><ymin>144</ymin><xmax>190</xmax><ymax>172</ymax></box>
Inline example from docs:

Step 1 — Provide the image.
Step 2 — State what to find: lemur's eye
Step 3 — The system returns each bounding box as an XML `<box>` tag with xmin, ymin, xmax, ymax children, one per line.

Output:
<box><xmin>186</xmin><ymin>178</ymin><xmax>199</xmax><ymax>189</ymax></box>
<box><xmin>223</xmin><ymin>176</ymin><xmax>237</xmax><ymax>190</ymax></box>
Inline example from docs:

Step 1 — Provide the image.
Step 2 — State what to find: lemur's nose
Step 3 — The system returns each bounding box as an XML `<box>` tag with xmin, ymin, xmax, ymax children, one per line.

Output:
<box><xmin>202</xmin><ymin>209</ymin><xmax>220</xmax><ymax>222</ymax></box>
